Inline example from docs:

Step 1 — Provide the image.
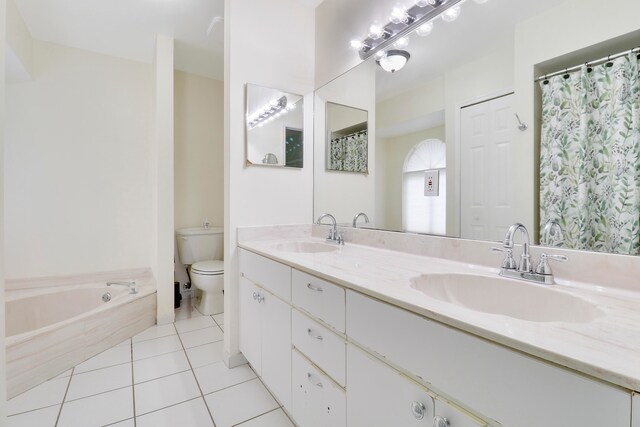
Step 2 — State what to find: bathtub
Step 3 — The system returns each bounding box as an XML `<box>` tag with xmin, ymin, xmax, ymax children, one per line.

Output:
<box><xmin>5</xmin><ymin>270</ymin><xmax>156</xmax><ymax>399</ymax></box>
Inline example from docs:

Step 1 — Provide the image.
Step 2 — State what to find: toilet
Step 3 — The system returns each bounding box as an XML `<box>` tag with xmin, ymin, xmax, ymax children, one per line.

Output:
<box><xmin>176</xmin><ymin>226</ymin><xmax>224</xmax><ymax>315</ymax></box>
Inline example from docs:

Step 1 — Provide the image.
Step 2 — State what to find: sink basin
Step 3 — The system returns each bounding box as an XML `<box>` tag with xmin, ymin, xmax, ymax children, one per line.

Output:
<box><xmin>410</xmin><ymin>274</ymin><xmax>601</xmax><ymax>323</ymax></box>
<box><xmin>274</xmin><ymin>241</ymin><xmax>338</xmax><ymax>254</ymax></box>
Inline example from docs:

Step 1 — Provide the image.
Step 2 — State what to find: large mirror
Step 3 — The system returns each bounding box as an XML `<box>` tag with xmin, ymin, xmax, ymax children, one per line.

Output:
<box><xmin>314</xmin><ymin>0</ymin><xmax>640</xmax><ymax>255</ymax></box>
<box><xmin>246</xmin><ymin>84</ymin><xmax>304</xmax><ymax>168</ymax></box>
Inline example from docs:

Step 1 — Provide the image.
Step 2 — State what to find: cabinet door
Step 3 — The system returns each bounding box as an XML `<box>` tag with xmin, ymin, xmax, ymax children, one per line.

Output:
<box><xmin>261</xmin><ymin>290</ymin><xmax>292</xmax><ymax>412</ymax></box>
<box><xmin>347</xmin><ymin>343</ymin><xmax>434</xmax><ymax>426</ymax></box>
<box><xmin>434</xmin><ymin>399</ymin><xmax>485</xmax><ymax>427</ymax></box>
<box><xmin>239</xmin><ymin>277</ymin><xmax>262</xmax><ymax>375</ymax></box>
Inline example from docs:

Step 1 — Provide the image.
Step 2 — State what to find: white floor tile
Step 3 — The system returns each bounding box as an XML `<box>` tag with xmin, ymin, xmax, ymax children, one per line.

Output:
<box><xmin>106</xmin><ymin>419</ymin><xmax>135</xmax><ymax>427</ymax></box>
<box><xmin>7</xmin><ymin>405</ymin><xmax>60</xmax><ymax>427</ymax></box>
<box><xmin>115</xmin><ymin>338</ymin><xmax>132</xmax><ymax>347</ymax></box>
<box><xmin>174</xmin><ymin>302</ymin><xmax>203</xmax><ymax>321</ymax></box>
<box><xmin>205</xmin><ymin>379</ymin><xmax>279</xmax><ymax>427</ymax></box>
<box><xmin>74</xmin><ymin>344</ymin><xmax>132</xmax><ymax>374</ymax></box>
<box><xmin>186</xmin><ymin>341</ymin><xmax>224</xmax><ymax>369</ymax></box>
<box><xmin>53</xmin><ymin>369</ymin><xmax>73</xmax><ymax>379</ymax></box>
<box><xmin>57</xmin><ymin>387</ymin><xmax>133</xmax><ymax>427</ymax></box>
<box><xmin>65</xmin><ymin>363</ymin><xmax>132</xmax><ymax>401</ymax></box>
<box><xmin>179</xmin><ymin>326</ymin><xmax>223</xmax><ymax>349</ymax></box>
<box><xmin>174</xmin><ymin>316</ymin><xmax>216</xmax><ymax>334</ymax></box>
<box><xmin>134</xmin><ymin>370</ymin><xmax>201</xmax><ymax>415</ymax></box>
<box><xmin>133</xmin><ymin>335</ymin><xmax>183</xmax><ymax>361</ymax></box>
<box><xmin>132</xmin><ymin>323</ymin><xmax>177</xmax><ymax>343</ymax></box>
<box><xmin>136</xmin><ymin>398</ymin><xmax>214</xmax><ymax>427</ymax></box>
<box><xmin>7</xmin><ymin>376</ymin><xmax>70</xmax><ymax>415</ymax></box>
<box><xmin>212</xmin><ymin>313</ymin><xmax>224</xmax><ymax>326</ymax></box>
<box><xmin>133</xmin><ymin>350</ymin><xmax>190</xmax><ymax>384</ymax></box>
<box><xmin>194</xmin><ymin>361</ymin><xmax>256</xmax><ymax>395</ymax></box>
<box><xmin>237</xmin><ymin>409</ymin><xmax>295</xmax><ymax>427</ymax></box>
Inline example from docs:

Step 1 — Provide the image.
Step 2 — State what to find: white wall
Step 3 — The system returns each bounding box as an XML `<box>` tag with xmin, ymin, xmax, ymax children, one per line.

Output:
<box><xmin>314</xmin><ymin>60</ymin><xmax>377</xmax><ymax>225</ymax></box>
<box><xmin>224</xmin><ymin>0</ymin><xmax>315</xmax><ymax>366</ymax></box>
<box><xmin>0</xmin><ymin>0</ymin><xmax>8</xmax><ymax>421</ymax></box>
<box><xmin>174</xmin><ymin>71</ymin><xmax>224</xmax><ymax>231</ymax></box>
<box><xmin>5</xmin><ymin>40</ymin><xmax>154</xmax><ymax>280</ymax></box>
<box><xmin>6</xmin><ymin>0</ymin><xmax>33</xmax><ymax>80</ymax></box>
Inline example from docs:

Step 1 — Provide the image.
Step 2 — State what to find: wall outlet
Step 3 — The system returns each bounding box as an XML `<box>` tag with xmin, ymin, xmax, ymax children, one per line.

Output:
<box><xmin>424</xmin><ymin>170</ymin><xmax>440</xmax><ymax>197</ymax></box>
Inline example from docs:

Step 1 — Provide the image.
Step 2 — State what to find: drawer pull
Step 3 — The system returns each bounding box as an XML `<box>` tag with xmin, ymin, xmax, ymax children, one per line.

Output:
<box><xmin>307</xmin><ymin>283</ymin><xmax>324</xmax><ymax>292</ymax></box>
<box><xmin>307</xmin><ymin>373</ymin><xmax>323</xmax><ymax>388</ymax></box>
<box><xmin>307</xmin><ymin>328</ymin><xmax>323</xmax><ymax>341</ymax></box>
<box><xmin>252</xmin><ymin>292</ymin><xmax>258</xmax><ymax>300</ymax></box>
<box><xmin>411</xmin><ymin>401</ymin><xmax>426</xmax><ymax>420</ymax></box>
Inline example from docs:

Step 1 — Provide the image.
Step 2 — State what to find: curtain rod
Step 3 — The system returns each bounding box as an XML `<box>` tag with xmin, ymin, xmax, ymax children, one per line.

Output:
<box><xmin>534</xmin><ymin>47</ymin><xmax>640</xmax><ymax>83</ymax></box>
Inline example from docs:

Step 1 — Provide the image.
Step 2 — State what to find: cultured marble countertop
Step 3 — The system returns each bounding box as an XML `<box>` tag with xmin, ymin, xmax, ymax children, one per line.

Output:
<box><xmin>239</xmin><ymin>237</ymin><xmax>640</xmax><ymax>392</ymax></box>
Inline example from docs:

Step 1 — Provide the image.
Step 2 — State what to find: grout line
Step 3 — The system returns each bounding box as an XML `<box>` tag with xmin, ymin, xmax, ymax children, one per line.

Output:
<box><xmin>201</xmin><ymin>377</ymin><xmax>258</xmax><ymax>397</ymax></box>
<box><xmin>133</xmin><ymin>368</ymin><xmax>192</xmax><ymax>386</ymax></box>
<box><xmin>73</xmin><ymin>360</ymin><xmax>132</xmax><ymax>376</ymax></box>
<box><xmin>103</xmin><ymin>416</ymin><xmax>135</xmax><ymax>426</ymax></box>
<box><xmin>173</xmin><ymin>322</ymin><xmax>218</xmax><ymax>427</ymax></box>
<box><xmin>61</xmin><ymin>384</ymin><xmax>132</xmax><ymax>405</ymax></box>
<box><xmin>134</xmin><ymin>396</ymin><xmax>202</xmax><ymax>420</ymax></box>
<box><xmin>232</xmin><ymin>407</ymin><xmax>284</xmax><ymax>426</ymax></box>
<box><xmin>54</xmin><ymin>366</ymin><xmax>74</xmax><ymax>426</ymax></box>
<box><xmin>131</xmin><ymin>331</ymin><xmax>177</xmax><ymax>344</ymax></box>
<box><xmin>130</xmin><ymin>338</ymin><xmax>137</xmax><ymax>427</ymax></box>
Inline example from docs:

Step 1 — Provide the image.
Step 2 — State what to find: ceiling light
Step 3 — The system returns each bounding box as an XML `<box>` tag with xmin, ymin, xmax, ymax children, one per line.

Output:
<box><xmin>473</xmin><ymin>0</ymin><xmax>489</xmax><ymax>3</ymax></box>
<box><xmin>350</xmin><ymin>40</ymin><xmax>365</xmax><ymax>50</ymax></box>
<box><xmin>415</xmin><ymin>21</ymin><xmax>434</xmax><ymax>36</ymax></box>
<box><xmin>394</xmin><ymin>37</ymin><xmax>410</xmax><ymax>49</ymax></box>
<box><xmin>441</xmin><ymin>5</ymin><xmax>461</xmax><ymax>22</ymax></box>
<box><xmin>415</xmin><ymin>0</ymin><xmax>438</xmax><ymax>6</ymax></box>
<box><xmin>389</xmin><ymin>6</ymin><xmax>409</xmax><ymax>24</ymax></box>
<box><xmin>368</xmin><ymin>24</ymin><xmax>385</xmax><ymax>39</ymax></box>
<box><xmin>375</xmin><ymin>50</ymin><xmax>387</xmax><ymax>60</ymax></box>
<box><xmin>376</xmin><ymin>50</ymin><xmax>410</xmax><ymax>73</ymax></box>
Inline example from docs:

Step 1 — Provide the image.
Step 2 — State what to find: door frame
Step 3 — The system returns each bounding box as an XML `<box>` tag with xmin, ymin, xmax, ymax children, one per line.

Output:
<box><xmin>454</xmin><ymin>88</ymin><xmax>514</xmax><ymax>239</ymax></box>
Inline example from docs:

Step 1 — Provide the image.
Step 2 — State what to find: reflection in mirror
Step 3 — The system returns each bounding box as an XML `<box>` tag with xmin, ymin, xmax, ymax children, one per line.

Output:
<box><xmin>245</xmin><ymin>84</ymin><xmax>304</xmax><ymax>168</ymax></box>
<box><xmin>326</xmin><ymin>102</ymin><xmax>368</xmax><ymax>173</ymax></box>
<box><xmin>313</xmin><ymin>0</ymin><xmax>640</xmax><ymax>255</ymax></box>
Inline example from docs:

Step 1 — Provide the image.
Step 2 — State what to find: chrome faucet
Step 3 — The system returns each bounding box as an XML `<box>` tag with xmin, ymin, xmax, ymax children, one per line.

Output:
<box><xmin>107</xmin><ymin>281</ymin><xmax>138</xmax><ymax>294</ymax></box>
<box><xmin>316</xmin><ymin>213</ymin><xmax>344</xmax><ymax>245</ymax></box>
<box><xmin>352</xmin><ymin>212</ymin><xmax>370</xmax><ymax>228</ymax></box>
<box><xmin>492</xmin><ymin>223</ymin><xmax>567</xmax><ymax>285</ymax></box>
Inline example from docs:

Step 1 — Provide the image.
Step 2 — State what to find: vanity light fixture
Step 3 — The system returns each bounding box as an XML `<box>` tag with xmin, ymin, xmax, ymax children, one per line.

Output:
<box><xmin>350</xmin><ymin>0</ymin><xmax>488</xmax><ymax>60</ymax></box>
<box><xmin>376</xmin><ymin>50</ymin><xmax>411</xmax><ymax>73</ymax></box>
<box><xmin>247</xmin><ymin>96</ymin><xmax>291</xmax><ymax>130</ymax></box>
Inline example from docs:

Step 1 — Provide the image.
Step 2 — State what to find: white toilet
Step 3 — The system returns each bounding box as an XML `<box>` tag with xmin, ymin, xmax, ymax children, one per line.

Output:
<box><xmin>176</xmin><ymin>226</ymin><xmax>224</xmax><ymax>315</ymax></box>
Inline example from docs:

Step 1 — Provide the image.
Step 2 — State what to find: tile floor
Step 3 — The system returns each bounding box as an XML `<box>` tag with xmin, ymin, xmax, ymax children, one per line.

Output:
<box><xmin>7</xmin><ymin>300</ymin><xmax>295</xmax><ymax>427</ymax></box>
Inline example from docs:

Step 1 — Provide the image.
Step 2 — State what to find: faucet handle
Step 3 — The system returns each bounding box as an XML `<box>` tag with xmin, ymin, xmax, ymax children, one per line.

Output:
<box><xmin>535</xmin><ymin>253</ymin><xmax>568</xmax><ymax>275</ymax></box>
<box><xmin>491</xmin><ymin>247</ymin><xmax>518</xmax><ymax>270</ymax></box>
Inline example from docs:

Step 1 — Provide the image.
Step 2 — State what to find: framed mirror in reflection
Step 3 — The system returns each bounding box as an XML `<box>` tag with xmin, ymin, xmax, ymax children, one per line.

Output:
<box><xmin>245</xmin><ymin>83</ymin><xmax>304</xmax><ymax>168</ymax></box>
<box><xmin>326</xmin><ymin>102</ymin><xmax>369</xmax><ymax>173</ymax></box>
<box><xmin>313</xmin><ymin>0</ymin><xmax>640</xmax><ymax>256</ymax></box>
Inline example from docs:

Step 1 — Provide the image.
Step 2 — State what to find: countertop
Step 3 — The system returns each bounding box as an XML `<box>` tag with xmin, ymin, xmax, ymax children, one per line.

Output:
<box><xmin>239</xmin><ymin>236</ymin><xmax>640</xmax><ymax>392</ymax></box>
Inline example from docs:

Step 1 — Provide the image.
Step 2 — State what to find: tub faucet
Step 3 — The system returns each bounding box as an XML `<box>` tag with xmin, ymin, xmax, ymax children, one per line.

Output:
<box><xmin>316</xmin><ymin>213</ymin><xmax>343</xmax><ymax>245</ymax></box>
<box><xmin>107</xmin><ymin>281</ymin><xmax>138</xmax><ymax>294</ymax></box>
<box><xmin>352</xmin><ymin>212</ymin><xmax>370</xmax><ymax>228</ymax></box>
<box><xmin>491</xmin><ymin>223</ymin><xmax>568</xmax><ymax>285</ymax></box>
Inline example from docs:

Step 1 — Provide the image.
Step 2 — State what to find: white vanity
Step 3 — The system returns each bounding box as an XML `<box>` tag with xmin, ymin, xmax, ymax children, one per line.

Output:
<box><xmin>237</xmin><ymin>226</ymin><xmax>639</xmax><ymax>427</ymax></box>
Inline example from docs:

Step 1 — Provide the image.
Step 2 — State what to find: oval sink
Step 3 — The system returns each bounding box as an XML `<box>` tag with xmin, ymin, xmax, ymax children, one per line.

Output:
<box><xmin>410</xmin><ymin>274</ymin><xmax>601</xmax><ymax>323</ymax></box>
<box><xmin>274</xmin><ymin>241</ymin><xmax>338</xmax><ymax>254</ymax></box>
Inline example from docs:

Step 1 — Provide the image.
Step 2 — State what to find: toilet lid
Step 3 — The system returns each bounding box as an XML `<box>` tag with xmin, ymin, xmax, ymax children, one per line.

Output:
<box><xmin>191</xmin><ymin>260</ymin><xmax>224</xmax><ymax>274</ymax></box>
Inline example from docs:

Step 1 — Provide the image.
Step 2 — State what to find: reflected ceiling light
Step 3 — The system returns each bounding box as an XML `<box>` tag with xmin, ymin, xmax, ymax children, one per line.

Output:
<box><xmin>394</xmin><ymin>37</ymin><xmax>410</xmax><ymax>48</ymax></box>
<box><xmin>350</xmin><ymin>40</ymin><xmax>366</xmax><ymax>50</ymax></box>
<box><xmin>415</xmin><ymin>21</ymin><xmax>434</xmax><ymax>36</ymax></box>
<box><xmin>389</xmin><ymin>6</ymin><xmax>410</xmax><ymax>24</ymax></box>
<box><xmin>376</xmin><ymin>50</ymin><xmax>410</xmax><ymax>73</ymax></box>
<box><xmin>473</xmin><ymin>0</ymin><xmax>489</xmax><ymax>3</ymax></box>
<box><xmin>368</xmin><ymin>24</ymin><xmax>386</xmax><ymax>39</ymax></box>
<box><xmin>248</xmin><ymin>96</ymin><xmax>288</xmax><ymax>129</ymax></box>
<box><xmin>375</xmin><ymin>50</ymin><xmax>387</xmax><ymax>60</ymax></box>
<box><xmin>441</xmin><ymin>5</ymin><xmax>461</xmax><ymax>22</ymax></box>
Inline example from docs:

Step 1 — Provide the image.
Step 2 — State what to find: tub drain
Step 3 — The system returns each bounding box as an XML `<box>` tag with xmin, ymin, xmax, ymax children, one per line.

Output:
<box><xmin>102</xmin><ymin>292</ymin><xmax>112</xmax><ymax>302</ymax></box>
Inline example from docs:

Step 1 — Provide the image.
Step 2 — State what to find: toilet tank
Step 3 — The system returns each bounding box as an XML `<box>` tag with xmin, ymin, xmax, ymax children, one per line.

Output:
<box><xmin>176</xmin><ymin>226</ymin><xmax>224</xmax><ymax>265</ymax></box>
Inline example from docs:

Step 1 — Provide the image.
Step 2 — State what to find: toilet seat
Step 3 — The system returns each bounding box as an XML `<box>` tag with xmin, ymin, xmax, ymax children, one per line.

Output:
<box><xmin>191</xmin><ymin>260</ymin><xmax>224</xmax><ymax>276</ymax></box>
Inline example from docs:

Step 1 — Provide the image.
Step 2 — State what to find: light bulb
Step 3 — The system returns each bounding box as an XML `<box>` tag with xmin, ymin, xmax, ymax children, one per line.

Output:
<box><xmin>414</xmin><ymin>0</ymin><xmax>429</xmax><ymax>6</ymax></box>
<box><xmin>375</xmin><ymin>50</ymin><xmax>387</xmax><ymax>60</ymax></box>
<box><xmin>415</xmin><ymin>21</ymin><xmax>433</xmax><ymax>36</ymax></box>
<box><xmin>473</xmin><ymin>0</ymin><xmax>488</xmax><ymax>3</ymax></box>
<box><xmin>368</xmin><ymin>24</ymin><xmax>385</xmax><ymax>39</ymax></box>
<box><xmin>389</xmin><ymin>6</ymin><xmax>408</xmax><ymax>24</ymax></box>
<box><xmin>350</xmin><ymin>39</ymin><xmax>364</xmax><ymax>50</ymax></box>
<box><xmin>441</xmin><ymin>5</ymin><xmax>461</xmax><ymax>22</ymax></box>
<box><xmin>269</xmin><ymin>99</ymin><xmax>278</xmax><ymax>107</ymax></box>
<box><xmin>394</xmin><ymin>37</ymin><xmax>409</xmax><ymax>49</ymax></box>
<box><xmin>288</xmin><ymin>103</ymin><xmax>297</xmax><ymax>110</ymax></box>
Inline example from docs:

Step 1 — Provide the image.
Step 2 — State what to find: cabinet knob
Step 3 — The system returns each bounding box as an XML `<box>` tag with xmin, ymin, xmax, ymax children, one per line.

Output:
<box><xmin>252</xmin><ymin>292</ymin><xmax>258</xmax><ymax>300</ymax></box>
<box><xmin>306</xmin><ymin>283</ymin><xmax>324</xmax><ymax>292</ymax></box>
<box><xmin>307</xmin><ymin>328</ymin><xmax>323</xmax><ymax>340</ymax></box>
<box><xmin>433</xmin><ymin>415</ymin><xmax>450</xmax><ymax>427</ymax></box>
<box><xmin>411</xmin><ymin>401</ymin><xmax>426</xmax><ymax>420</ymax></box>
<box><xmin>257</xmin><ymin>294</ymin><xmax>265</xmax><ymax>303</ymax></box>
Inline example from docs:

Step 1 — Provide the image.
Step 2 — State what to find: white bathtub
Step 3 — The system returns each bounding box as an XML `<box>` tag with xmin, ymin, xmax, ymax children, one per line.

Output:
<box><xmin>5</xmin><ymin>271</ymin><xmax>157</xmax><ymax>398</ymax></box>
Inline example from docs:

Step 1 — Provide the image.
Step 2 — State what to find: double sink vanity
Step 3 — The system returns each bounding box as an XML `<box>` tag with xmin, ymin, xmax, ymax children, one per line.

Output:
<box><xmin>237</xmin><ymin>224</ymin><xmax>640</xmax><ymax>427</ymax></box>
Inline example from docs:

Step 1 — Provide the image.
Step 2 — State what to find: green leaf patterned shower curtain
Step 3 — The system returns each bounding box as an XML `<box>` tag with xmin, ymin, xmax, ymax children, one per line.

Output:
<box><xmin>539</xmin><ymin>53</ymin><xmax>640</xmax><ymax>255</ymax></box>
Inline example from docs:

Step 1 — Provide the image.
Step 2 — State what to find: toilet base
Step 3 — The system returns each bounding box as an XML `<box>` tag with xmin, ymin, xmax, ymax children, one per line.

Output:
<box><xmin>197</xmin><ymin>290</ymin><xmax>224</xmax><ymax>315</ymax></box>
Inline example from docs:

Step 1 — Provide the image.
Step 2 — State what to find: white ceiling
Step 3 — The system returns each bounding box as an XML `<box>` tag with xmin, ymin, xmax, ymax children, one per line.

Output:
<box><xmin>13</xmin><ymin>0</ymin><xmax>225</xmax><ymax>80</ymax></box>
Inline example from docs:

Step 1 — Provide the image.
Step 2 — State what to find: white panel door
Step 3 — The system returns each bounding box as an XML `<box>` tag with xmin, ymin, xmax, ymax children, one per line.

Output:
<box><xmin>347</xmin><ymin>343</ymin><xmax>434</xmax><ymax>426</ymax></box>
<box><xmin>460</xmin><ymin>94</ymin><xmax>514</xmax><ymax>242</ymax></box>
<box><xmin>238</xmin><ymin>277</ymin><xmax>262</xmax><ymax>375</ymax></box>
<box><xmin>261</xmin><ymin>289</ymin><xmax>292</xmax><ymax>412</ymax></box>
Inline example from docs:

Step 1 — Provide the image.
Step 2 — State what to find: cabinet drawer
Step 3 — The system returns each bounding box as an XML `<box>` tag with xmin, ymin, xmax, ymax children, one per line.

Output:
<box><xmin>239</xmin><ymin>249</ymin><xmax>291</xmax><ymax>302</ymax></box>
<box><xmin>292</xmin><ymin>349</ymin><xmax>346</xmax><ymax>427</ymax></box>
<box><xmin>292</xmin><ymin>309</ymin><xmax>346</xmax><ymax>387</ymax></box>
<box><xmin>292</xmin><ymin>269</ymin><xmax>345</xmax><ymax>332</ymax></box>
<box><xmin>346</xmin><ymin>290</ymin><xmax>631</xmax><ymax>427</ymax></box>
<box><xmin>434</xmin><ymin>398</ymin><xmax>486</xmax><ymax>427</ymax></box>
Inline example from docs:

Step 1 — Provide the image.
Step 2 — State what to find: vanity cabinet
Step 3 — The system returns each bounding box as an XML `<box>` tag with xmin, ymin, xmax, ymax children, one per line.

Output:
<box><xmin>292</xmin><ymin>269</ymin><xmax>345</xmax><ymax>332</ymax></box>
<box><xmin>292</xmin><ymin>349</ymin><xmax>346</xmax><ymax>427</ymax></box>
<box><xmin>238</xmin><ymin>250</ymin><xmax>292</xmax><ymax>411</ymax></box>
<box><xmin>346</xmin><ymin>290</ymin><xmax>631</xmax><ymax>427</ymax></box>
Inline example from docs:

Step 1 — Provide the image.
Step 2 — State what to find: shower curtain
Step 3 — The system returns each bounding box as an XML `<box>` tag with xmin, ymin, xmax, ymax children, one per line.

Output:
<box><xmin>539</xmin><ymin>53</ymin><xmax>640</xmax><ymax>255</ymax></box>
<box><xmin>329</xmin><ymin>131</ymin><xmax>368</xmax><ymax>173</ymax></box>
